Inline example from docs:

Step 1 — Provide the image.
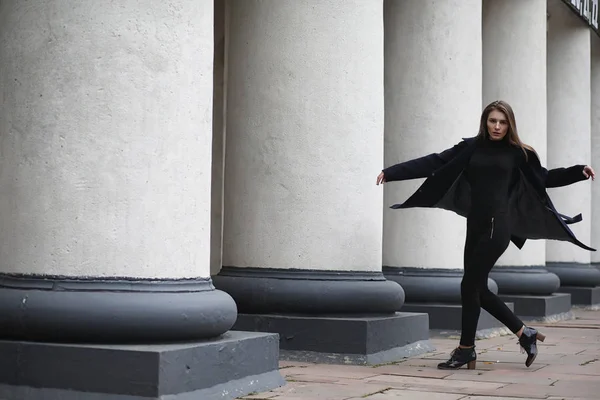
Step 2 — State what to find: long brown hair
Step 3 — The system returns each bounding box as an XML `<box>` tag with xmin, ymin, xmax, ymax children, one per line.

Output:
<box><xmin>476</xmin><ymin>100</ymin><xmax>535</xmax><ymax>160</ymax></box>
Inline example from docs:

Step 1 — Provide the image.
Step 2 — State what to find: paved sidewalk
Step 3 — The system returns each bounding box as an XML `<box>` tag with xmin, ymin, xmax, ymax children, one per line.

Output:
<box><xmin>240</xmin><ymin>308</ymin><xmax>600</xmax><ymax>400</ymax></box>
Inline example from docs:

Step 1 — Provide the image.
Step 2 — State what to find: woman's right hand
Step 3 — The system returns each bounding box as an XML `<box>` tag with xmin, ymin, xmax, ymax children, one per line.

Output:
<box><xmin>583</xmin><ymin>165</ymin><xmax>595</xmax><ymax>181</ymax></box>
<box><xmin>376</xmin><ymin>171</ymin><xmax>386</xmax><ymax>185</ymax></box>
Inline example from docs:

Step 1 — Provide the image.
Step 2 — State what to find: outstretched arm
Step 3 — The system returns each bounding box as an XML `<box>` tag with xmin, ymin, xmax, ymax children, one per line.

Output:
<box><xmin>543</xmin><ymin>165</ymin><xmax>595</xmax><ymax>188</ymax></box>
<box><xmin>377</xmin><ymin>141</ymin><xmax>466</xmax><ymax>184</ymax></box>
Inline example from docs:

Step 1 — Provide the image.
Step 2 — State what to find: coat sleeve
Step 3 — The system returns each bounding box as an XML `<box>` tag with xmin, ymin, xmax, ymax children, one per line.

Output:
<box><xmin>382</xmin><ymin>141</ymin><xmax>466</xmax><ymax>182</ymax></box>
<box><xmin>524</xmin><ymin>150</ymin><xmax>588</xmax><ymax>188</ymax></box>
<box><xmin>542</xmin><ymin>165</ymin><xmax>588</xmax><ymax>188</ymax></box>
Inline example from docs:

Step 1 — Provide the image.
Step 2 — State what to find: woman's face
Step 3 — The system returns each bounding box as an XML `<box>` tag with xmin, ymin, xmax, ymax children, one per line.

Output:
<box><xmin>487</xmin><ymin>109</ymin><xmax>509</xmax><ymax>141</ymax></box>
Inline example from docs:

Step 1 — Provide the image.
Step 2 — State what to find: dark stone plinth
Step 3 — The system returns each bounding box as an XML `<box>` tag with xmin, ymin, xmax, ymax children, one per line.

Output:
<box><xmin>558</xmin><ymin>286</ymin><xmax>600</xmax><ymax>306</ymax></box>
<box><xmin>0</xmin><ymin>331</ymin><xmax>284</xmax><ymax>400</ymax></box>
<box><xmin>232</xmin><ymin>312</ymin><xmax>433</xmax><ymax>365</ymax></box>
<box><xmin>499</xmin><ymin>293</ymin><xmax>571</xmax><ymax>320</ymax></box>
<box><xmin>401</xmin><ymin>302</ymin><xmax>514</xmax><ymax>332</ymax></box>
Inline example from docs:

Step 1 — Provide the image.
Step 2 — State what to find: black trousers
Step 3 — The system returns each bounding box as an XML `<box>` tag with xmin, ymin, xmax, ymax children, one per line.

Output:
<box><xmin>460</xmin><ymin>212</ymin><xmax>524</xmax><ymax>346</ymax></box>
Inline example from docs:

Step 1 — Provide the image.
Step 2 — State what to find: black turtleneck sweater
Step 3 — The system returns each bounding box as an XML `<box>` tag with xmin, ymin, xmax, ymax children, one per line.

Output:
<box><xmin>466</xmin><ymin>137</ymin><xmax>524</xmax><ymax>216</ymax></box>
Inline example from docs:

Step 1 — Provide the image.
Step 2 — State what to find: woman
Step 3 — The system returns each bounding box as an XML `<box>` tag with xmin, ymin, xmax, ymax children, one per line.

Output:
<box><xmin>377</xmin><ymin>100</ymin><xmax>595</xmax><ymax>370</ymax></box>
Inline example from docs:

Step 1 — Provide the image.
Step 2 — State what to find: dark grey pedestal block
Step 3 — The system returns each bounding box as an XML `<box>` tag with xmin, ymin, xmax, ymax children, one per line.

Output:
<box><xmin>558</xmin><ymin>286</ymin><xmax>600</xmax><ymax>306</ymax></box>
<box><xmin>401</xmin><ymin>302</ymin><xmax>514</xmax><ymax>331</ymax></box>
<box><xmin>232</xmin><ymin>312</ymin><xmax>433</xmax><ymax>365</ymax></box>
<box><xmin>499</xmin><ymin>293</ymin><xmax>571</xmax><ymax>320</ymax></box>
<box><xmin>0</xmin><ymin>331</ymin><xmax>284</xmax><ymax>400</ymax></box>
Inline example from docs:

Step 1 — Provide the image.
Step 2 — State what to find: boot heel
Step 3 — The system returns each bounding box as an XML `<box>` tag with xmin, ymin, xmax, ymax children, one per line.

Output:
<box><xmin>467</xmin><ymin>360</ymin><xmax>477</xmax><ymax>370</ymax></box>
<box><xmin>537</xmin><ymin>332</ymin><xmax>546</xmax><ymax>342</ymax></box>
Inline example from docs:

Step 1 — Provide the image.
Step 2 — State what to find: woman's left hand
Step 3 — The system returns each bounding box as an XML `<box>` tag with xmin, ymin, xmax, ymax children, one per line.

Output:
<box><xmin>583</xmin><ymin>165</ymin><xmax>595</xmax><ymax>180</ymax></box>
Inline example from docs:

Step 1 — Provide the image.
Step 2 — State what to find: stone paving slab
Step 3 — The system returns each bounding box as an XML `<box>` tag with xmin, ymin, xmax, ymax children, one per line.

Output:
<box><xmin>240</xmin><ymin>309</ymin><xmax>600</xmax><ymax>400</ymax></box>
<box><xmin>355</xmin><ymin>390</ymin><xmax>465</xmax><ymax>399</ymax></box>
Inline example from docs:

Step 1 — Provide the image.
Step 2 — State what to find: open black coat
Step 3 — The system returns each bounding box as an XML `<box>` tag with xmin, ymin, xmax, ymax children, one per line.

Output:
<box><xmin>383</xmin><ymin>137</ymin><xmax>595</xmax><ymax>252</ymax></box>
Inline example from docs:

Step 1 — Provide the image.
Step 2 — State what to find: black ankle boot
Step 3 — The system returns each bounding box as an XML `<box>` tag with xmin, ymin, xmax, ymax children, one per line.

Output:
<box><xmin>518</xmin><ymin>326</ymin><xmax>546</xmax><ymax>367</ymax></box>
<box><xmin>437</xmin><ymin>346</ymin><xmax>477</xmax><ymax>370</ymax></box>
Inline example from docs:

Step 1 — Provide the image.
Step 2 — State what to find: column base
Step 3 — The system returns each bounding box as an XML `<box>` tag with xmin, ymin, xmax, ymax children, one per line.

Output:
<box><xmin>489</xmin><ymin>266</ymin><xmax>560</xmax><ymax>295</ymax></box>
<box><xmin>401</xmin><ymin>302</ymin><xmax>514</xmax><ymax>332</ymax></box>
<box><xmin>0</xmin><ymin>274</ymin><xmax>238</xmax><ymax>342</ymax></box>
<box><xmin>231</xmin><ymin>312</ymin><xmax>433</xmax><ymax>365</ymax></box>
<box><xmin>0</xmin><ymin>331</ymin><xmax>284</xmax><ymax>400</ymax></box>
<box><xmin>498</xmin><ymin>293</ymin><xmax>572</xmax><ymax>320</ymax></box>
<box><xmin>213</xmin><ymin>267</ymin><xmax>405</xmax><ymax>314</ymax></box>
<box><xmin>546</xmin><ymin>262</ymin><xmax>600</xmax><ymax>288</ymax></box>
<box><xmin>383</xmin><ymin>267</ymin><xmax>498</xmax><ymax>302</ymax></box>
<box><xmin>557</xmin><ymin>286</ymin><xmax>600</xmax><ymax>306</ymax></box>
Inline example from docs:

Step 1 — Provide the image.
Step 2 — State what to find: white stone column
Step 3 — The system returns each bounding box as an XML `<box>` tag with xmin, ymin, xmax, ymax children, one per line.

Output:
<box><xmin>0</xmin><ymin>0</ymin><xmax>238</xmax><ymax>335</ymax></box>
<box><xmin>546</xmin><ymin>0</ymin><xmax>600</xmax><ymax>298</ymax></box>
<box><xmin>0</xmin><ymin>2</ymin><xmax>286</xmax><ymax>398</ymax></box>
<box><xmin>592</xmin><ymin>33</ymin><xmax>600</xmax><ymax>266</ymax></box>
<box><xmin>213</xmin><ymin>0</ymin><xmax>427</xmax><ymax>363</ymax></box>
<box><xmin>484</xmin><ymin>0</ymin><xmax>548</xmax><ymax>268</ymax></box>
<box><xmin>382</xmin><ymin>1</ymin><xmax>491</xmax><ymax>330</ymax></box>
<box><xmin>482</xmin><ymin>0</ymin><xmax>563</xmax><ymax>313</ymax></box>
<box><xmin>383</xmin><ymin>0</ymin><xmax>480</xmax><ymax>272</ymax></box>
<box><xmin>222</xmin><ymin>1</ymin><xmax>386</xmax><ymax>277</ymax></box>
<box><xmin>223</xmin><ymin>0</ymin><xmax>383</xmax><ymax>278</ymax></box>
